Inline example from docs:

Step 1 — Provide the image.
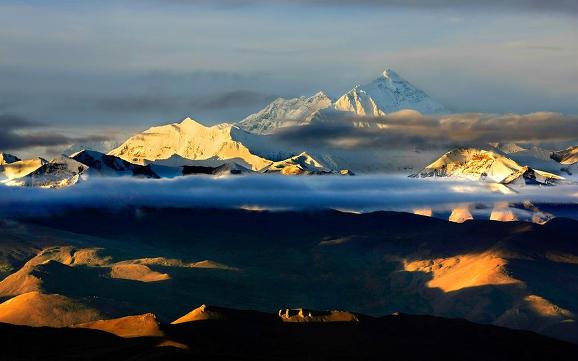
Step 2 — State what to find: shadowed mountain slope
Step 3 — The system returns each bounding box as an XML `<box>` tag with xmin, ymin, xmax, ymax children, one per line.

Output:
<box><xmin>1</xmin><ymin>308</ymin><xmax>578</xmax><ymax>361</ymax></box>
<box><xmin>3</xmin><ymin>208</ymin><xmax>578</xmax><ymax>344</ymax></box>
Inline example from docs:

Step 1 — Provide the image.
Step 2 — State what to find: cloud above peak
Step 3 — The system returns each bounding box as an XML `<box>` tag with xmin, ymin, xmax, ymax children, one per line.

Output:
<box><xmin>274</xmin><ymin>111</ymin><xmax>578</xmax><ymax>150</ymax></box>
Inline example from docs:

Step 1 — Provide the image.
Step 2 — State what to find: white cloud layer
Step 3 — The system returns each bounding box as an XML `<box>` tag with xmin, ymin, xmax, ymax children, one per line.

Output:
<box><xmin>1</xmin><ymin>175</ymin><xmax>577</xmax><ymax>216</ymax></box>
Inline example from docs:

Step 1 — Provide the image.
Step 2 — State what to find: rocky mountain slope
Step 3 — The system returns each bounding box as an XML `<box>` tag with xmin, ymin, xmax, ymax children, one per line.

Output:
<box><xmin>552</xmin><ymin>145</ymin><xmax>578</xmax><ymax>165</ymax></box>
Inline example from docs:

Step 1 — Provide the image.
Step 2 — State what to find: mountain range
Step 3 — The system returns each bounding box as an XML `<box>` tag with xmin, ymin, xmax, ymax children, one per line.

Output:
<box><xmin>91</xmin><ymin>67</ymin><xmax>578</xmax><ymax>182</ymax></box>
<box><xmin>1</xmin><ymin>68</ymin><xmax>577</xmax><ymax>188</ymax></box>
<box><xmin>238</xmin><ymin>68</ymin><xmax>448</xmax><ymax>134</ymax></box>
<box><xmin>2</xmin><ymin>68</ymin><xmax>578</xmax><ymax>359</ymax></box>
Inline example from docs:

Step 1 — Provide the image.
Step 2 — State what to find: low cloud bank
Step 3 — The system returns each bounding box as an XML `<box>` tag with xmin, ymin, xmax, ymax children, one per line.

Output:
<box><xmin>1</xmin><ymin>175</ymin><xmax>577</xmax><ymax>216</ymax></box>
<box><xmin>275</xmin><ymin>112</ymin><xmax>578</xmax><ymax>150</ymax></box>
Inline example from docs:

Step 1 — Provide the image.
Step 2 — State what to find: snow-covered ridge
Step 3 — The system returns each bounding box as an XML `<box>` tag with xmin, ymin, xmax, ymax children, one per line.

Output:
<box><xmin>262</xmin><ymin>152</ymin><xmax>332</xmax><ymax>175</ymax></box>
<box><xmin>2</xmin><ymin>156</ymin><xmax>86</xmax><ymax>188</ymax></box>
<box><xmin>238</xmin><ymin>92</ymin><xmax>332</xmax><ymax>135</ymax></box>
<box><xmin>70</xmin><ymin>149</ymin><xmax>161</xmax><ymax>178</ymax></box>
<box><xmin>488</xmin><ymin>143</ymin><xmax>527</xmax><ymax>154</ymax></box>
<box><xmin>333</xmin><ymin>87</ymin><xmax>384</xmax><ymax>117</ymax></box>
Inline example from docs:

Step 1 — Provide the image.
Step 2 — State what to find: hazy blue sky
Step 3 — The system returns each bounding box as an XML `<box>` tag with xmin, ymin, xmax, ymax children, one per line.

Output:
<box><xmin>1</xmin><ymin>0</ymin><xmax>577</xmax><ymax>134</ymax></box>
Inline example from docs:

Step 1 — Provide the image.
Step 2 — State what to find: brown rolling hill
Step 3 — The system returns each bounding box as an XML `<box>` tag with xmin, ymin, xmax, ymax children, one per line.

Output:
<box><xmin>0</xmin><ymin>291</ymin><xmax>102</xmax><ymax>327</ymax></box>
<box><xmin>1</xmin><ymin>208</ymin><xmax>578</xmax><ymax>345</ymax></box>
<box><xmin>73</xmin><ymin>313</ymin><xmax>164</xmax><ymax>338</ymax></box>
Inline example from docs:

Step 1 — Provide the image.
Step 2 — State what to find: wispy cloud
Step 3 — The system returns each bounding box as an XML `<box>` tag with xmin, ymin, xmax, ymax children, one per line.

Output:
<box><xmin>191</xmin><ymin>90</ymin><xmax>278</xmax><ymax>110</ymax></box>
<box><xmin>88</xmin><ymin>91</ymin><xmax>277</xmax><ymax>115</ymax></box>
<box><xmin>0</xmin><ymin>114</ymin><xmax>111</xmax><ymax>152</ymax></box>
<box><xmin>159</xmin><ymin>0</ymin><xmax>578</xmax><ymax>14</ymax></box>
<box><xmin>504</xmin><ymin>41</ymin><xmax>569</xmax><ymax>52</ymax></box>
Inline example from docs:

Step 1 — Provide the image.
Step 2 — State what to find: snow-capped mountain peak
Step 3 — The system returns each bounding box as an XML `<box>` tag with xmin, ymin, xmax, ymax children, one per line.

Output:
<box><xmin>108</xmin><ymin>117</ymin><xmax>290</xmax><ymax>171</ymax></box>
<box><xmin>356</xmin><ymin>68</ymin><xmax>448</xmax><ymax>115</ymax></box>
<box><xmin>381</xmin><ymin>68</ymin><xmax>402</xmax><ymax>81</ymax></box>
<box><xmin>412</xmin><ymin>147</ymin><xmax>563</xmax><ymax>185</ymax></box>
<box><xmin>179</xmin><ymin>117</ymin><xmax>206</xmax><ymax>127</ymax></box>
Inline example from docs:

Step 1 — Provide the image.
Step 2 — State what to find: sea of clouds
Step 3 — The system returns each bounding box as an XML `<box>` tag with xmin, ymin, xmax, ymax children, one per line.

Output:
<box><xmin>1</xmin><ymin>174</ymin><xmax>577</xmax><ymax>216</ymax></box>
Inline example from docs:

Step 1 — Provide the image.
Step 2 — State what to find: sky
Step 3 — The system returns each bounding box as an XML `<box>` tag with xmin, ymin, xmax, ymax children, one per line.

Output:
<box><xmin>1</xmin><ymin>0</ymin><xmax>577</xmax><ymax>155</ymax></box>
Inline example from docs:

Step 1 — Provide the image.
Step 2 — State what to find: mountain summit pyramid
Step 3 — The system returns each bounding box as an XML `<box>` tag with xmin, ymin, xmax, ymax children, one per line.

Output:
<box><xmin>334</xmin><ymin>68</ymin><xmax>448</xmax><ymax>115</ymax></box>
